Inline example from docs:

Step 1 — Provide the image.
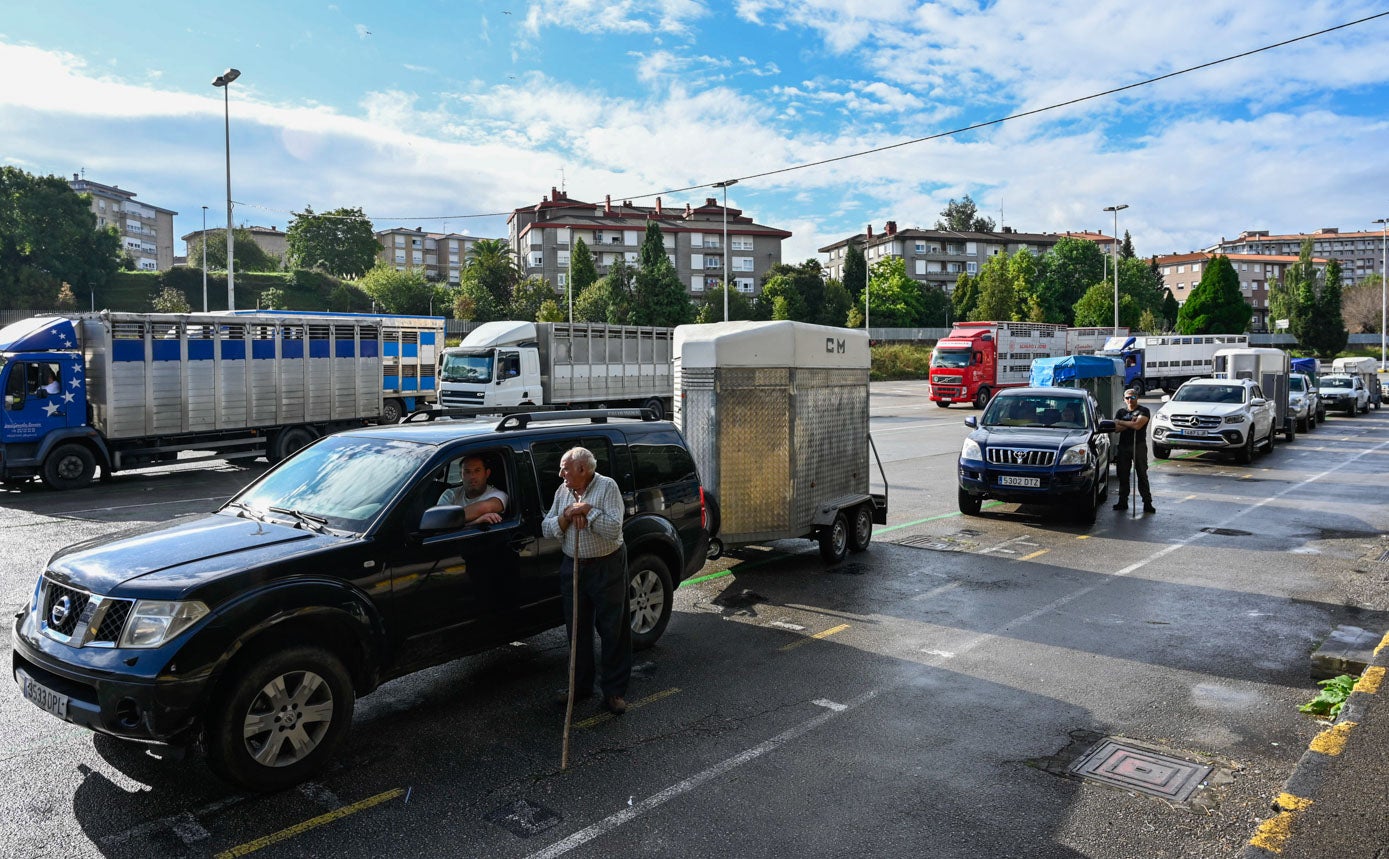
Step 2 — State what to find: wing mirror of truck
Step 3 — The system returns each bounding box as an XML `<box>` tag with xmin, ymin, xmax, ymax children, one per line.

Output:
<box><xmin>964</xmin><ymin>416</ymin><xmax>978</xmax><ymax>429</ymax></box>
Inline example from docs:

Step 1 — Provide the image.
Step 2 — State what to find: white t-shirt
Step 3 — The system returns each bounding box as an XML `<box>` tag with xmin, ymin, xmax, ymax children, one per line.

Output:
<box><xmin>438</xmin><ymin>483</ymin><xmax>508</xmax><ymax>513</ymax></box>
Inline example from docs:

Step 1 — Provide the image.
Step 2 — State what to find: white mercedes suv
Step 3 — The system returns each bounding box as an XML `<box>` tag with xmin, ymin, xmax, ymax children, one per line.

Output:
<box><xmin>1150</xmin><ymin>378</ymin><xmax>1277</xmax><ymax>464</ymax></box>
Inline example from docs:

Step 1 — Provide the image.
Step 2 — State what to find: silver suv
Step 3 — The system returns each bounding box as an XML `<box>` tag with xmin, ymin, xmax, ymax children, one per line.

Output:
<box><xmin>1151</xmin><ymin>378</ymin><xmax>1277</xmax><ymax>464</ymax></box>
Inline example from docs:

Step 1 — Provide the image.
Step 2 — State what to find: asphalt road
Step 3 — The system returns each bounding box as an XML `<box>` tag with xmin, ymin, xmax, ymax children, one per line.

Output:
<box><xmin>2</xmin><ymin>382</ymin><xmax>1387</xmax><ymax>858</ymax></box>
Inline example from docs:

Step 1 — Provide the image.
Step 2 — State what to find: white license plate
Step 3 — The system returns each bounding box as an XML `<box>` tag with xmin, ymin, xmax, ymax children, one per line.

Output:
<box><xmin>999</xmin><ymin>475</ymin><xmax>1041</xmax><ymax>487</ymax></box>
<box><xmin>18</xmin><ymin>670</ymin><xmax>68</xmax><ymax>719</ymax></box>
<box><xmin>1180</xmin><ymin>429</ymin><xmax>1214</xmax><ymax>437</ymax></box>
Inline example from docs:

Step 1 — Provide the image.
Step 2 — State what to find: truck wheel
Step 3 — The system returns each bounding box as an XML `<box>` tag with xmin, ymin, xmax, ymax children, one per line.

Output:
<box><xmin>848</xmin><ymin>503</ymin><xmax>873</xmax><ymax>553</ymax></box>
<box><xmin>204</xmin><ymin>645</ymin><xmax>353</xmax><ymax>792</ymax></box>
<box><xmin>628</xmin><ymin>553</ymin><xmax>673</xmax><ymax>650</ymax></box>
<box><xmin>268</xmin><ymin>427</ymin><xmax>316</xmax><ymax>464</ymax></box>
<box><xmin>957</xmin><ymin>487</ymin><xmax>982</xmax><ymax>516</ymax></box>
<box><xmin>1128</xmin><ymin>380</ymin><xmax>1145</xmax><ymax>397</ymax></box>
<box><xmin>641</xmin><ymin>398</ymin><xmax>665</xmax><ymax>421</ymax></box>
<box><xmin>972</xmin><ymin>387</ymin><xmax>991</xmax><ymax>410</ymax></box>
<box><xmin>935</xmin><ymin>401</ymin><xmax>951</xmax><ymax>409</ymax></box>
<box><xmin>818</xmin><ymin>511</ymin><xmax>849</xmax><ymax>564</ymax></box>
<box><xmin>1152</xmin><ymin>443</ymin><xmax>1171</xmax><ymax>460</ymax></box>
<box><xmin>42</xmin><ymin>444</ymin><xmax>96</xmax><ymax>491</ymax></box>
<box><xmin>379</xmin><ymin>399</ymin><xmax>405</xmax><ymax>425</ymax></box>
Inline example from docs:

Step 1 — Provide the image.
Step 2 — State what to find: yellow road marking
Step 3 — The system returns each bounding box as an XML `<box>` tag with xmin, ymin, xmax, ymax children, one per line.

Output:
<box><xmin>1376</xmin><ymin>631</ymin><xmax>1389</xmax><ymax>656</ymax></box>
<box><xmin>574</xmin><ymin>687</ymin><xmax>681</xmax><ymax>729</ymax></box>
<box><xmin>779</xmin><ymin>623</ymin><xmax>850</xmax><ymax>652</ymax></box>
<box><xmin>1076</xmin><ymin>534</ymin><xmax>1090</xmax><ymax>540</ymax></box>
<box><xmin>1355</xmin><ymin>665</ymin><xmax>1384</xmax><ymax>695</ymax></box>
<box><xmin>1017</xmin><ymin>549</ymin><xmax>1049</xmax><ymax>562</ymax></box>
<box><xmin>1274</xmin><ymin>792</ymin><xmax>1314</xmax><ymax>811</ymax></box>
<box><xmin>1309</xmin><ymin>721</ymin><xmax>1357</xmax><ymax>756</ymax></box>
<box><xmin>214</xmin><ymin>788</ymin><xmax>404</xmax><ymax>858</ymax></box>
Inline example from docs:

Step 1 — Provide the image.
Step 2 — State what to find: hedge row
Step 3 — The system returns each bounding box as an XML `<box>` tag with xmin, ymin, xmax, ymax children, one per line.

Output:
<box><xmin>104</xmin><ymin>268</ymin><xmax>373</xmax><ymax>313</ymax></box>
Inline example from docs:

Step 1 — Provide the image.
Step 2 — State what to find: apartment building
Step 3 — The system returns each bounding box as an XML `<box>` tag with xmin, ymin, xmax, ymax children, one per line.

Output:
<box><xmin>375</xmin><ymin>228</ymin><xmax>489</xmax><ymax>284</ymax></box>
<box><xmin>819</xmin><ymin>222</ymin><xmax>1115</xmax><ymax>293</ymax></box>
<box><xmin>181</xmin><ymin>225</ymin><xmax>289</xmax><ymax>264</ymax></box>
<box><xmin>1206</xmin><ymin>228</ymin><xmax>1385</xmax><ymax>285</ymax></box>
<box><xmin>508</xmin><ymin>188</ymin><xmax>792</xmax><ymax>297</ymax></box>
<box><xmin>69</xmin><ymin>175</ymin><xmax>177</xmax><ymax>271</ymax></box>
<box><xmin>1155</xmin><ymin>251</ymin><xmax>1327</xmax><ymax>333</ymax></box>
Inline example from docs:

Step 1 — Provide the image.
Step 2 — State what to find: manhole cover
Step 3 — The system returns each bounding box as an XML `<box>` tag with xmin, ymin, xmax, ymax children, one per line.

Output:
<box><xmin>893</xmin><ymin>535</ymin><xmax>965</xmax><ymax>552</ymax></box>
<box><xmin>485</xmin><ymin>799</ymin><xmax>561</xmax><ymax>838</ymax></box>
<box><xmin>1068</xmin><ymin>739</ymin><xmax>1212</xmax><ymax>803</ymax></box>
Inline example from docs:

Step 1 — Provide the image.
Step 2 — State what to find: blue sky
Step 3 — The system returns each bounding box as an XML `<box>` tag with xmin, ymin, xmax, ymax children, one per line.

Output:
<box><xmin>3</xmin><ymin>1</ymin><xmax>1389</xmax><ymax>267</ymax></box>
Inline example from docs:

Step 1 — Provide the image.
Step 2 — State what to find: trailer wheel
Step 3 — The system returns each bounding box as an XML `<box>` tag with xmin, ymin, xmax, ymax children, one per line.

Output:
<box><xmin>379</xmin><ymin>399</ymin><xmax>405</xmax><ymax>425</ymax></box>
<box><xmin>848</xmin><ymin>503</ymin><xmax>873</xmax><ymax>553</ymax></box>
<box><xmin>642</xmin><ymin>397</ymin><xmax>665</xmax><ymax>421</ymax></box>
<box><xmin>204</xmin><ymin>645</ymin><xmax>353</xmax><ymax>792</ymax></box>
<box><xmin>818</xmin><ymin>511</ymin><xmax>849</xmax><ymax>564</ymax></box>
<box><xmin>42</xmin><ymin>444</ymin><xmax>95</xmax><ymax>491</ymax></box>
<box><xmin>972</xmin><ymin>387</ymin><xmax>991</xmax><ymax>410</ymax></box>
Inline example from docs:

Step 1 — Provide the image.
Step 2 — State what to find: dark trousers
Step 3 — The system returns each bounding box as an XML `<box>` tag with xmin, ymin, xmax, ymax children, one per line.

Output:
<box><xmin>559</xmin><ymin>547</ymin><xmax>631</xmax><ymax>699</ymax></box>
<box><xmin>1115</xmin><ymin>451</ymin><xmax>1151</xmax><ymax>503</ymax></box>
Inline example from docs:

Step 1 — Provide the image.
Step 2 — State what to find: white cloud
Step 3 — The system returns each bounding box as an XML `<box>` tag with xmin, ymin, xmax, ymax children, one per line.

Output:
<box><xmin>521</xmin><ymin>0</ymin><xmax>709</xmax><ymax>38</ymax></box>
<box><xmin>354</xmin><ymin>23</ymin><xmax>372</xmax><ymax>40</ymax></box>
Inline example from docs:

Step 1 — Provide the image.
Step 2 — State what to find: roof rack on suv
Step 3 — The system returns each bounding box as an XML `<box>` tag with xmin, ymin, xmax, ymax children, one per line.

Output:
<box><xmin>495</xmin><ymin>408</ymin><xmax>657</xmax><ymax>431</ymax></box>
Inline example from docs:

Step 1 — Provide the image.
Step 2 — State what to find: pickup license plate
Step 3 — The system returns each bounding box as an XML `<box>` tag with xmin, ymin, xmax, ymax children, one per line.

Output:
<box><xmin>999</xmin><ymin>475</ymin><xmax>1041</xmax><ymax>487</ymax></box>
<box><xmin>18</xmin><ymin>670</ymin><xmax>68</xmax><ymax>719</ymax></box>
<box><xmin>1180</xmin><ymin>429</ymin><xmax>1213</xmax><ymax>437</ymax></box>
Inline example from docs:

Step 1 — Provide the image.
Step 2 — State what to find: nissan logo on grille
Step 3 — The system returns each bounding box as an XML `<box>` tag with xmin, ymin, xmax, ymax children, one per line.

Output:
<box><xmin>50</xmin><ymin>595</ymin><xmax>73</xmax><ymax>627</ymax></box>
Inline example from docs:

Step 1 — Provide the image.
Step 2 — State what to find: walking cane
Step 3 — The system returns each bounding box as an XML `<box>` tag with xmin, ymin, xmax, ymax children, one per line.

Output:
<box><xmin>1129</xmin><ymin>427</ymin><xmax>1138</xmax><ymax>518</ymax></box>
<box><xmin>561</xmin><ymin>495</ymin><xmax>582</xmax><ymax>770</ymax></box>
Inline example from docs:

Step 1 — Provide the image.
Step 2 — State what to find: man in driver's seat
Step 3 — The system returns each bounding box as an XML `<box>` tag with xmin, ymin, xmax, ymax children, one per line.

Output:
<box><xmin>439</xmin><ymin>455</ymin><xmax>509</xmax><ymax>525</ymax></box>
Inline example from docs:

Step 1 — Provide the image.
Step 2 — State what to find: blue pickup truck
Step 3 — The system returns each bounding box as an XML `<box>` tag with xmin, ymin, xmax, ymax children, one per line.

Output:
<box><xmin>957</xmin><ymin>387</ymin><xmax>1116</xmax><ymax>524</ymax></box>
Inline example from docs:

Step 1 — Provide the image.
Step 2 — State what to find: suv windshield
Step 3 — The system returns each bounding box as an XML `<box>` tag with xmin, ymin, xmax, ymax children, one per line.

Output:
<box><xmin>229</xmin><ymin>436</ymin><xmax>434</xmax><ymax>531</ymax></box>
<box><xmin>1172</xmin><ymin>384</ymin><xmax>1245</xmax><ymax>404</ymax></box>
<box><xmin>1322</xmin><ymin>377</ymin><xmax>1352</xmax><ymax>389</ymax></box>
<box><xmin>931</xmin><ymin>348</ymin><xmax>972</xmax><ymax>369</ymax></box>
<box><xmin>983</xmin><ymin>396</ymin><xmax>1086</xmax><ymax>427</ymax></box>
<box><xmin>440</xmin><ymin>352</ymin><xmax>494</xmax><ymax>383</ymax></box>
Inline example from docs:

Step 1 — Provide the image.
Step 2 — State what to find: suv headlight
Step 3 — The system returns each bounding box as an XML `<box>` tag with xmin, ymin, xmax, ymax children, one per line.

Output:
<box><xmin>118</xmin><ymin>600</ymin><xmax>210</xmax><ymax>648</ymax></box>
<box><xmin>1058</xmin><ymin>443</ymin><xmax>1089</xmax><ymax>466</ymax></box>
<box><xmin>1153</xmin><ymin>413</ymin><xmax>1171</xmax><ymax>425</ymax></box>
<box><xmin>961</xmin><ymin>438</ymin><xmax>982</xmax><ymax>460</ymax></box>
<box><xmin>1223</xmin><ymin>413</ymin><xmax>1247</xmax><ymax>424</ymax></box>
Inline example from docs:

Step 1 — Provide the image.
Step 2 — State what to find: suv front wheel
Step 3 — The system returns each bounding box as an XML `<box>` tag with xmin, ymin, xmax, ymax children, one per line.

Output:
<box><xmin>628</xmin><ymin>553</ymin><xmax>674</xmax><ymax>650</ymax></box>
<box><xmin>205</xmin><ymin>645</ymin><xmax>354</xmax><ymax>792</ymax></box>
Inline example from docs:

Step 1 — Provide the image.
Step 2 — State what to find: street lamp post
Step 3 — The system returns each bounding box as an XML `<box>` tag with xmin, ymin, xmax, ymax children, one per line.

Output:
<box><xmin>201</xmin><ymin>206</ymin><xmax>208</xmax><ymax>312</ymax></box>
<box><xmin>1103</xmin><ymin>204</ymin><xmax>1128</xmax><ymax>335</ymax></box>
<box><xmin>213</xmin><ymin>68</ymin><xmax>240</xmax><ymax>311</ymax></box>
<box><xmin>1375</xmin><ymin>218</ymin><xmax>1388</xmax><ymax>372</ymax></box>
<box><xmin>713</xmin><ymin>179</ymin><xmax>738</xmax><ymax>321</ymax></box>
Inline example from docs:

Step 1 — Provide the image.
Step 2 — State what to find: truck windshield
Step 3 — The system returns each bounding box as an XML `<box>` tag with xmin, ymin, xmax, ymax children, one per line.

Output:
<box><xmin>931</xmin><ymin>348</ymin><xmax>972</xmax><ymax>369</ymax></box>
<box><xmin>440</xmin><ymin>352</ymin><xmax>494</xmax><ymax>383</ymax></box>
<box><xmin>227</xmin><ymin>436</ymin><xmax>433</xmax><ymax>532</ymax></box>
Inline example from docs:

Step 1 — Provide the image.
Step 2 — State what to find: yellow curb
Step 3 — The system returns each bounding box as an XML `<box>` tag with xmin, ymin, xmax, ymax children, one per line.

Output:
<box><xmin>1273</xmin><ymin>792</ymin><xmax>1314</xmax><ymax>812</ymax></box>
<box><xmin>1308</xmin><ymin>721</ymin><xmax>1358</xmax><ymax>756</ymax></box>
<box><xmin>1249</xmin><ymin>810</ymin><xmax>1298</xmax><ymax>852</ymax></box>
<box><xmin>1355</xmin><ymin>665</ymin><xmax>1385</xmax><ymax>695</ymax></box>
<box><xmin>1375</xmin><ymin>631</ymin><xmax>1389</xmax><ymax>657</ymax></box>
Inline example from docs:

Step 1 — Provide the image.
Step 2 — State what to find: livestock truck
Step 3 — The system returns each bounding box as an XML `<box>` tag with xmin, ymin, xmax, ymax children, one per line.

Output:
<box><xmin>1099</xmin><ymin>333</ymin><xmax>1249</xmax><ymax>396</ymax></box>
<box><xmin>436</xmin><ymin>321</ymin><xmax>674</xmax><ymax>419</ymax></box>
<box><xmin>929</xmin><ymin>322</ymin><xmax>1069</xmax><ymax>408</ymax></box>
<box><xmin>0</xmin><ymin>311</ymin><xmax>443</xmax><ymax>490</ymax></box>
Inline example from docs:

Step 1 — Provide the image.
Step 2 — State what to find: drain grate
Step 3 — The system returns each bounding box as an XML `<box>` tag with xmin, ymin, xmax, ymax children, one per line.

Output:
<box><xmin>893</xmin><ymin>535</ymin><xmax>966</xmax><ymax>552</ymax></box>
<box><xmin>485</xmin><ymin>799</ymin><xmax>562</xmax><ymax>838</ymax></box>
<box><xmin>1069</xmin><ymin>739</ymin><xmax>1212</xmax><ymax>803</ymax></box>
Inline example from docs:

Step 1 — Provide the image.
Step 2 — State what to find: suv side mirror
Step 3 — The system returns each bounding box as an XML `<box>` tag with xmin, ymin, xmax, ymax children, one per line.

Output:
<box><xmin>419</xmin><ymin>505</ymin><xmax>467</xmax><ymax>532</ymax></box>
<box><xmin>964</xmin><ymin>416</ymin><xmax>978</xmax><ymax>429</ymax></box>
<box><xmin>1251</xmin><ymin>397</ymin><xmax>1266</xmax><ymax>407</ymax></box>
<box><xmin>1097</xmin><ymin>419</ymin><xmax>1117</xmax><ymax>432</ymax></box>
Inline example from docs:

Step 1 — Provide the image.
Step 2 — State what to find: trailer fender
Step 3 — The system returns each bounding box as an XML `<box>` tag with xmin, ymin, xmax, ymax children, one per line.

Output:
<box><xmin>810</xmin><ymin>494</ymin><xmax>874</xmax><ymax>528</ymax></box>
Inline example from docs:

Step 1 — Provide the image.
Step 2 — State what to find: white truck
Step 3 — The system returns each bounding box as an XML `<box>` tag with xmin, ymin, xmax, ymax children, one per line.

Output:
<box><xmin>1213</xmin><ymin>346</ymin><xmax>1295</xmax><ymax>441</ymax></box>
<box><xmin>1099</xmin><ymin>333</ymin><xmax>1250</xmax><ymax>396</ymax></box>
<box><xmin>0</xmin><ymin>311</ymin><xmax>442</xmax><ymax>490</ymax></box>
<box><xmin>675</xmin><ymin>320</ymin><xmax>888</xmax><ymax>563</ymax></box>
<box><xmin>1330</xmin><ymin>357</ymin><xmax>1382</xmax><ymax>409</ymax></box>
<box><xmin>437</xmin><ymin>321</ymin><xmax>674</xmax><ymax>419</ymax></box>
<box><xmin>1065</xmin><ymin>327</ymin><xmax>1128</xmax><ymax>356</ymax></box>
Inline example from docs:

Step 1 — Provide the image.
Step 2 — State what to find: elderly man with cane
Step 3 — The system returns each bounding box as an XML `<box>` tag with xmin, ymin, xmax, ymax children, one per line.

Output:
<box><xmin>1112</xmin><ymin>388</ymin><xmax>1156</xmax><ymax>515</ymax></box>
<box><xmin>542</xmin><ymin>447</ymin><xmax>630</xmax><ymax>725</ymax></box>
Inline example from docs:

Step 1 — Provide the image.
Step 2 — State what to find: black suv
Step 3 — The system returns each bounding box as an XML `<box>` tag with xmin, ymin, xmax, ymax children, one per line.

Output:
<box><xmin>12</xmin><ymin>410</ymin><xmax>709</xmax><ymax>791</ymax></box>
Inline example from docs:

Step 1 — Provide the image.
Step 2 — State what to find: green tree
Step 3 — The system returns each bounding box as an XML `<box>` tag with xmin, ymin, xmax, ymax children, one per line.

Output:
<box><xmin>1008</xmin><ymin>249</ymin><xmax>1041</xmax><ymax>321</ymax></box>
<box><xmin>575</xmin><ymin>258</ymin><xmax>635</xmax><ymax>324</ymax></box>
<box><xmin>353</xmin><ymin>262</ymin><xmax>436</xmax><ymax>315</ymax></box>
<box><xmin>1161</xmin><ymin>290</ymin><xmax>1180</xmax><ymax>331</ymax></box>
<box><xmin>695</xmin><ymin>285</ymin><xmax>755</xmax><ymax>323</ymax></box>
<box><xmin>1176</xmin><ymin>255</ymin><xmax>1251</xmax><ymax>334</ymax></box>
<box><xmin>1120</xmin><ymin>230</ymin><xmax>1135</xmax><ymax>260</ymax></box>
<box><xmin>462</xmin><ymin>238</ymin><xmax>521</xmax><ymax>310</ymax></box>
<box><xmin>509</xmin><ymin>276</ymin><xmax>561</xmax><ymax>321</ymax></box>
<box><xmin>760</xmin><ymin>260</ymin><xmax>829</xmax><ymax>324</ymax></box>
<box><xmin>971</xmin><ymin>252</ymin><xmax>1016</xmax><ymax>321</ymax></box>
<box><xmin>919</xmin><ymin>281</ymin><xmax>951</xmax><ymax>328</ymax></box>
<box><xmin>0</xmin><ymin>167</ymin><xmax>120</xmax><ymax>308</ymax></box>
<box><xmin>951</xmin><ymin>272</ymin><xmax>978</xmax><ymax>323</ymax></box>
<box><xmin>823</xmin><ymin>279</ymin><xmax>853</xmax><ymax>327</ymax></box>
<box><xmin>1304</xmin><ymin>259</ymin><xmax>1348</xmax><ymax>356</ymax></box>
<box><xmin>842</xmin><ymin>244</ymin><xmax>867</xmax><ymax>300</ymax></box>
<box><xmin>630</xmin><ymin>222</ymin><xmax>693</xmax><ymax>327</ymax></box>
<box><xmin>454</xmin><ymin>280</ymin><xmax>503</xmax><ymax>322</ymax></box>
<box><xmin>934</xmin><ymin>193</ymin><xmax>995</xmax><ymax>232</ymax></box>
<box><xmin>187</xmin><ymin>228</ymin><xmax>280</xmax><ymax>272</ymax></box>
<box><xmin>537</xmin><ymin>299</ymin><xmax>566</xmax><ymax>322</ymax></box>
<box><xmin>151</xmin><ymin>286</ymin><xmax>191</xmax><ymax>313</ymax></box>
<box><xmin>284</xmin><ymin>206</ymin><xmax>380</xmax><ymax>277</ymax></box>
<box><xmin>259</xmin><ymin>287</ymin><xmax>287</xmax><ymax>310</ymax></box>
<box><xmin>1072</xmin><ymin>282</ymin><xmax>1141</xmax><ymax>328</ymax></box>
<box><xmin>570</xmin><ymin>237</ymin><xmax>597</xmax><ymax>295</ymax></box>
<box><xmin>1037</xmin><ymin>237</ymin><xmax>1106</xmax><ymax>324</ymax></box>
<box><xmin>864</xmin><ymin>256</ymin><xmax>927</xmax><ymax>327</ymax></box>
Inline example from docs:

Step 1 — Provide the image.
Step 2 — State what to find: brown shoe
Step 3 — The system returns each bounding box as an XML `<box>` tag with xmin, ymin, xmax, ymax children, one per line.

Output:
<box><xmin>602</xmin><ymin>695</ymin><xmax>628</xmax><ymax>715</ymax></box>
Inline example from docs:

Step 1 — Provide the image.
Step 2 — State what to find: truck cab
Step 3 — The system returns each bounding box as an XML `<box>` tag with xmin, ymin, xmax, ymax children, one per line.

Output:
<box><xmin>438</xmin><ymin>325</ymin><xmax>543</xmax><ymax>411</ymax></box>
<box><xmin>1</xmin><ymin>318</ymin><xmax>96</xmax><ymax>488</ymax></box>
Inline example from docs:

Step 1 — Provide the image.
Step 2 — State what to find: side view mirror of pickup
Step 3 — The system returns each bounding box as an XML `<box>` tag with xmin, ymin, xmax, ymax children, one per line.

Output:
<box><xmin>1251</xmin><ymin>397</ymin><xmax>1267</xmax><ymax>407</ymax></box>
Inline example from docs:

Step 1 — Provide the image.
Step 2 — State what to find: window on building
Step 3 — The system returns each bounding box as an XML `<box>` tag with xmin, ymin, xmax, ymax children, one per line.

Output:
<box><xmin>690</xmin><ymin>233</ymin><xmax>704</xmax><ymax>248</ymax></box>
<box><xmin>557</xmin><ymin>252</ymin><xmax>570</xmax><ymax>267</ymax></box>
<box><xmin>395</xmin><ymin>236</ymin><xmax>405</xmax><ymax>247</ymax></box>
<box><xmin>412</xmin><ymin>251</ymin><xmax>423</xmax><ymax>264</ymax></box>
<box><xmin>395</xmin><ymin>251</ymin><xmax>406</xmax><ymax>263</ymax></box>
<box><xmin>736</xmin><ymin>278</ymin><xmax>754</xmax><ymax>293</ymax></box>
<box><xmin>691</xmin><ymin>276</ymin><xmax>704</xmax><ymax>292</ymax></box>
<box><xmin>967</xmin><ymin>262</ymin><xmax>977</xmax><ymax>274</ymax></box>
<box><xmin>915</xmin><ymin>260</ymin><xmax>926</xmax><ymax>275</ymax></box>
<box><xmin>557</xmin><ymin>273</ymin><xmax>567</xmax><ymax>288</ymax></box>
<box><xmin>625</xmin><ymin>252</ymin><xmax>638</xmax><ymax>264</ymax></box>
<box><xmin>733</xmin><ymin>256</ymin><xmax>753</xmax><ymax>272</ymax></box>
<box><xmin>411</xmin><ymin>238</ymin><xmax>422</xmax><ymax>249</ymax></box>
<box><xmin>530</xmin><ymin>253</ymin><xmax>543</xmax><ymax>267</ymax></box>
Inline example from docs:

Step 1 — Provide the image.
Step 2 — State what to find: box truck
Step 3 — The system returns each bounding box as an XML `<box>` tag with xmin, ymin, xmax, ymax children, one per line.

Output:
<box><xmin>1099</xmin><ymin>334</ymin><xmax>1249</xmax><ymax>396</ymax></box>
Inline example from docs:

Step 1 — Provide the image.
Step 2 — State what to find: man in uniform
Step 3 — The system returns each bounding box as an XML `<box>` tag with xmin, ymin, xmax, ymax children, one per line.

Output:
<box><xmin>1113</xmin><ymin>389</ymin><xmax>1155</xmax><ymax>514</ymax></box>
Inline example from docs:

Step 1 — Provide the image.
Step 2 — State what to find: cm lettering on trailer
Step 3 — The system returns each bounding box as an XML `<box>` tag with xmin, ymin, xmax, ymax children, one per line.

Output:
<box><xmin>825</xmin><ymin>338</ymin><xmax>846</xmax><ymax>354</ymax></box>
